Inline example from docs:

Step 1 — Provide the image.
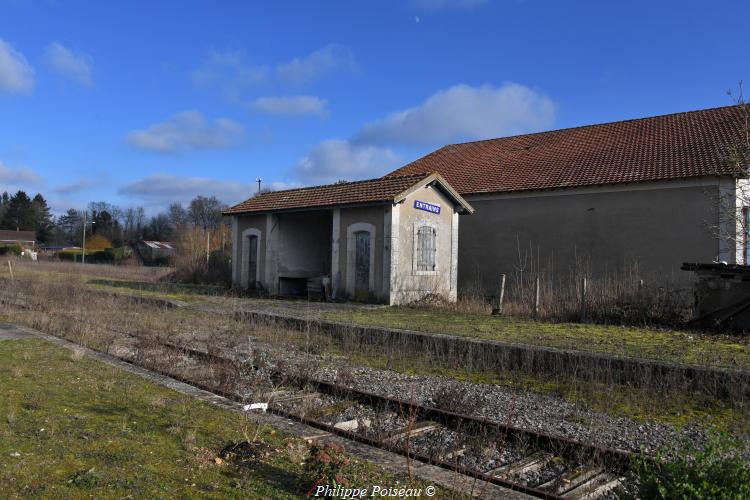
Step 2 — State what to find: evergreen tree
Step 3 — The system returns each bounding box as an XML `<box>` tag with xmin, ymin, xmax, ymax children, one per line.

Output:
<box><xmin>56</xmin><ymin>209</ymin><xmax>82</xmax><ymax>245</ymax></box>
<box><xmin>31</xmin><ymin>193</ymin><xmax>54</xmax><ymax>243</ymax></box>
<box><xmin>0</xmin><ymin>191</ymin><xmax>35</xmax><ymax>231</ymax></box>
<box><xmin>0</xmin><ymin>191</ymin><xmax>8</xmax><ymax>222</ymax></box>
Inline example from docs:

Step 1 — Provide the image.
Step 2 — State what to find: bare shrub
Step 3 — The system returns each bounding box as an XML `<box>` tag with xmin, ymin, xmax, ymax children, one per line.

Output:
<box><xmin>167</xmin><ymin>225</ymin><xmax>231</xmax><ymax>286</ymax></box>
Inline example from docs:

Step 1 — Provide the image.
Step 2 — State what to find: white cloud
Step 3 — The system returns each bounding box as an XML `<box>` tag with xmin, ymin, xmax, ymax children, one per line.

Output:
<box><xmin>292</xmin><ymin>82</ymin><xmax>555</xmax><ymax>185</ymax></box>
<box><xmin>126</xmin><ymin>111</ymin><xmax>244</xmax><ymax>153</ymax></box>
<box><xmin>294</xmin><ymin>139</ymin><xmax>401</xmax><ymax>184</ymax></box>
<box><xmin>354</xmin><ymin>83</ymin><xmax>555</xmax><ymax>147</ymax></box>
<box><xmin>411</xmin><ymin>0</ymin><xmax>487</xmax><ymax>9</ymax></box>
<box><xmin>191</xmin><ymin>45</ymin><xmax>357</xmax><ymax>100</ymax></box>
<box><xmin>52</xmin><ymin>178</ymin><xmax>98</xmax><ymax>195</ymax></box>
<box><xmin>45</xmin><ymin>42</ymin><xmax>93</xmax><ymax>86</ymax></box>
<box><xmin>0</xmin><ymin>39</ymin><xmax>34</xmax><ymax>94</ymax></box>
<box><xmin>190</xmin><ymin>50</ymin><xmax>269</xmax><ymax>99</ymax></box>
<box><xmin>0</xmin><ymin>161</ymin><xmax>43</xmax><ymax>186</ymax></box>
<box><xmin>119</xmin><ymin>174</ymin><xmax>257</xmax><ymax>207</ymax></box>
<box><xmin>275</xmin><ymin>44</ymin><xmax>357</xmax><ymax>85</ymax></box>
<box><xmin>249</xmin><ymin>95</ymin><xmax>328</xmax><ymax>116</ymax></box>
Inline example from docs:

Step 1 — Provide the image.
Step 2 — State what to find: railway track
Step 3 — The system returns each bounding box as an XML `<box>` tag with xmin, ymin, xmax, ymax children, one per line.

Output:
<box><xmin>1</xmin><ymin>297</ymin><xmax>631</xmax><ymax>498</ymax></box>
<box><xmin>131</xmin><ymin>337</ymin><xmax>631</xmax><ymax>499</ymax></box>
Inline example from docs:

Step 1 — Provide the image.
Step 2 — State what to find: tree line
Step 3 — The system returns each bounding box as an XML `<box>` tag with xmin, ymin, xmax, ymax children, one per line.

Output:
<box><xmin>0</xmin><ymin>190</ymin><xmax>226</xmax><ymax>247</ymax></box>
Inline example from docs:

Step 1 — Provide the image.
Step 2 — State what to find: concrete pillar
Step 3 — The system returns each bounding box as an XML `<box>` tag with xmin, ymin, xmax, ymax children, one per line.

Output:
<box><xmin>450</xmin><ymin>211</ymin><xmax>459</xmax><ymax>301</ymax></box>
<box><xmin>231</xmin><ymin>217</ymin><xmax>239</xmax><ymax>285</ymax></box>
<box><xmin>389</xmin><ymin>203</ymin><xmax>401</xmax><ymax>305</ymax></box>
<box><xmin>331</xmin><ymin>208</ymin><xmax>341</xmax><ymax>299</ymax></box>
<box><xmin>265</xmin><ymin>213</ymin><xmax>279</xmax><ymax>294</ymax></box>
<box><xmin>382</xmin><ymin>206</ymin><xmax>392</xmax><ymax>298</ymax></box>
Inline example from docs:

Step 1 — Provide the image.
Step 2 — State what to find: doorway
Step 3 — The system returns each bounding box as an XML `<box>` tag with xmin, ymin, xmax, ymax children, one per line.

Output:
<box><xmin>354</xmin><ymin>230</ymin><xmax>370</xmax><ymax>300</ymax></box>
<box><xmin>247</xmin><ymin>235</ymin><xmax>258</xmax><ymax>288</ymax></box>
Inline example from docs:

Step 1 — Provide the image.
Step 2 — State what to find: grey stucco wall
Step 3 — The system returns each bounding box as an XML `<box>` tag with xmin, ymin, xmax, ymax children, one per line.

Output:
<box><xmin>393</xmin><ymin>184</ymin><xmax>457</xmax><ymax>303</ymax></box>
<box><xmin>338</xmin><ymin>206</ymin><xmax>387</xmax><ymax>301</ymax></box>
<box><xmin>276</xmin><ymin>211</ymin><xmax>332</xmax><ymax>277</ymax></box>
<box><xmin>459</xmin><ymin>179</ymin><xmax>723</xmax><ymax>294</ymax></box>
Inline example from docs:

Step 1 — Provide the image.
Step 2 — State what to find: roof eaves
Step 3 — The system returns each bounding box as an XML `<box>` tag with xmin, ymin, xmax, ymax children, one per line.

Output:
<box><xmin>393</xmin><ymin>172</ymin><xmax>475</xmax><ymax>214</ymax></box>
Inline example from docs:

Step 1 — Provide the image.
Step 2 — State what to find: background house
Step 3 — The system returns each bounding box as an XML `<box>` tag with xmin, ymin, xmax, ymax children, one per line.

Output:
<box><xmin>138</xmin><ymin>240</ymin><xmax>175</xmax><ymax>264</ymax></box>
<box><xmin>0</xmin><ymin>230</ymin><xmax>36</xmax><ymax>250</ymax></box>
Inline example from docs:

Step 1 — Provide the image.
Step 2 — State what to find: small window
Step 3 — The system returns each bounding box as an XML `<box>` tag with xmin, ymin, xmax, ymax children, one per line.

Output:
<box><xmin>416</xmin><ymin>226</ymin><xmax>436</xmax><ymax>271</ymax></box>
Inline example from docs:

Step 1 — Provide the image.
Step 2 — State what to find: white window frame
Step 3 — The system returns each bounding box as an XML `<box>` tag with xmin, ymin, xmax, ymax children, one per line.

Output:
<box><xmin>412</xmin><ymin>219</ymin><xmax>438</xmax><ymax>276</ymax></box>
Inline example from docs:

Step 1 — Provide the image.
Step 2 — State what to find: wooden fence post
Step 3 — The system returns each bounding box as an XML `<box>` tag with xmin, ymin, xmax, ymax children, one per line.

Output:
<box><xmin>7</xmin><ymin>260</ymin><xmax>13</xmax><ymax>281</ymax></box>
<box><xmin>492</xmin><ymin>274</ymin><xmax>506</xmax><ymax>316</ymax></box>
<box><xmin>580</xmin><ymin>277</ymin><xmax>587</xmax><ymax>322</ymax></box>
<box><xmin>533</xmin><ymin>275</ymin><xmax>540</xmax><ymax>319</ymax></box>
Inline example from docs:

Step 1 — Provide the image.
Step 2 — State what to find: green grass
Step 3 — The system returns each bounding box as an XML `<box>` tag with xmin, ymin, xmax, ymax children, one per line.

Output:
<box><xmin>87</xmin><ymin>283</ymin><xmax>199</xmax><ymax>303</ymax></box>
<box><xmin>326</xmin><ymin>307</ymin><xmax>750</xmax><ymax>370</ymax></box>
<box><xmin>0</xmin><ymin>339</ymin><xmax>439</xmax><ymax>498</ymax></box>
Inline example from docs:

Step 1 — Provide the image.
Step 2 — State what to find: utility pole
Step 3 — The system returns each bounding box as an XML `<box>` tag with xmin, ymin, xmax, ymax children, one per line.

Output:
<box><xmin>81</xmin><ymin>212</ymin><xmax>95</xmax><ymax>264</ymax></box>
<box><xmin>206</xmin><ymin>225</ymin><xmax>210</xmax><ymax>265</ymax></box>
<box><xmin>256</xmin><ymin>178</ymin><xmax>262</xmax><ymax>194</ymax></box>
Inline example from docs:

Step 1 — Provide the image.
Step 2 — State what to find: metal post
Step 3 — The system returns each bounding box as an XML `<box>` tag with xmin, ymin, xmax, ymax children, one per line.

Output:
<box><xmin>533</xmin><ymin>275</ymin><xmax>540</xmax><ymax>319</ymax></box>
<box><xmin>206</xmin><ymin>228</ymin><xmax>210</xmax><ymax>265</ymax></box>
<box><xmin>491</xmin><ymin>274</ymin><xmax>506</xmax><ymax>316</ymax></box>
<box><xmin>580</xmin><ymin>277</ymin><xmax>587</xmax><ymax>322</ymax></box>
<box><xmin>81</xmin><ymin>212</ymin><xmax>87</xmax><ymax>264</ymax></box>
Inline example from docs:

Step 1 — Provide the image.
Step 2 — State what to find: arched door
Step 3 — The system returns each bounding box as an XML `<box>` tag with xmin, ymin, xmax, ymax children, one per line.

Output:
<box><xmin>247</xmin><ymin>235</ymin><xmax>258</xmax><ymax>288</ymax></box>
<box><xmin>354</xmin><ymin>230</ymin><xmax>370</xmax><ymax>300</ymax></box>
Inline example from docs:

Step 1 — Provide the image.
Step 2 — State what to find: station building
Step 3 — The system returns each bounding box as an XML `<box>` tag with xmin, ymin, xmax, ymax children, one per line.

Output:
<box><xmin>223</xmin><ymin>173</ymin><xmax>473</xmax><ymax>304</ymax></box>
<box><xmin>226</xmin><ymin>105</ymin><xmax>750</xmax><ymax>301</ymax></box>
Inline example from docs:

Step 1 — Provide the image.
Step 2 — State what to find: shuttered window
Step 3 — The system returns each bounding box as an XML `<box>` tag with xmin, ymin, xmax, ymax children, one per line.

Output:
<box><xmin>416</xmin><ymin>226</ymin><xmax>437</xmax><ymax>271</ymax></box>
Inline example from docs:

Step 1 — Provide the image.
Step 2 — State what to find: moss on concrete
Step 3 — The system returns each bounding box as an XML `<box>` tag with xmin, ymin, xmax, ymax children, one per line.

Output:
<box><xmin>326</xmin><ymin>307</ymin><xmax>750</xmax><ymax>370</ymax></box>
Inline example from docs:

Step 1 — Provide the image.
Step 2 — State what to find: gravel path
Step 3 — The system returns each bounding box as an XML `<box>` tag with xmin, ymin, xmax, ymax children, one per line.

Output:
<box><xmin>215</xmin><ymin>334</ymin><xmax>710</xmax><ymax>457</ymax></box>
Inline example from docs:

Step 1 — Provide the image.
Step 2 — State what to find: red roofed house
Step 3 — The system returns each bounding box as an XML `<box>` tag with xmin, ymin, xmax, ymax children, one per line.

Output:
<box><xmin>227</xmin><ymin>105</ymin><xmax>749</xmax><ymax>300</ymax></box>
<box><xmin>224</xmin><ymin>173</ymin><xmax>473</xmax><ymax>303</ymax></box>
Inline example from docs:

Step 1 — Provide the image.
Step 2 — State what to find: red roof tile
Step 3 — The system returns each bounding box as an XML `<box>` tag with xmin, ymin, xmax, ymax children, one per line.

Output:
<box><xmin>224</xmin><ymin>174</ymin><xmax>428</xmax><ymax>215</ymax></box>
<box><xmin>386</xmin><ymin>105</ymin><xmax>748</xmax><ymax>195</ymax></box>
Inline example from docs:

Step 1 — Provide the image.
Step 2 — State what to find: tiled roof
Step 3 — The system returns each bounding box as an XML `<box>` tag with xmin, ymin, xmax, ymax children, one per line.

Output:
<box><xmin>0</xmin><ymin>230</ymin><xmax>36</xmax><ymax>242</ymax></box>
<box><xmin>224</xmin><ymin>174</ymin><xmax>428</xmax><ymax>215</ymax></box>
<box><xmin>386</xmin><ymin>105</ymin><xmax>748</xmax><ymax>195</ymax></box>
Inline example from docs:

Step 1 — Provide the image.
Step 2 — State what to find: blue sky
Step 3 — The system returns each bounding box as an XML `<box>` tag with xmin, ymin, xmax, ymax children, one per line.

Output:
<box><xmin>0</xmin><ymin>0</ymin><xmax>746</xmax><ymax>214</ymax></box>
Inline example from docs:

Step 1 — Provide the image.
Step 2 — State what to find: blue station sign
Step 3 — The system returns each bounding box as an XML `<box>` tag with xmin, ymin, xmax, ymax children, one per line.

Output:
<box><xmin>414</xmin><ymin>200</ymin><xmax>441</xmax><ymax>214</ymax></box>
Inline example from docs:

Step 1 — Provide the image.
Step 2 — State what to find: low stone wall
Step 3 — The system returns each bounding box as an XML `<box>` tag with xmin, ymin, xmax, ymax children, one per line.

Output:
<box><xmin>235</xmin><ymin>310</ymin><xmax>750</xmax><ymax>400</ymax></box>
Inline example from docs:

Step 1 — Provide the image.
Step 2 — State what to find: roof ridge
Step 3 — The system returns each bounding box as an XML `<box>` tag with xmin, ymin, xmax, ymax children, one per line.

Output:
<box><xmin>251</xmin><ymin>172</ymin><xmax>426</xmax><ymax>198</ymax></box>
<box><xmin>437</xmin><ymin>103</ymin><xmax>744</xmax><ymax>149</ymax></box>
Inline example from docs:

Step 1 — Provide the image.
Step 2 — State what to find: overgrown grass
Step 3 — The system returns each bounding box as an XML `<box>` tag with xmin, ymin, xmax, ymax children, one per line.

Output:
<box><xmin>2</xmin><ymin>258</ymin><xmax>169</xmax><ymax>283</ymax></box>
<box><xmin>326</xmin><ymin>307</ymin><xmax>750</xmax><ymax>370</ymax></box>
<box><xmin>0</xmin><ymin>339</ymin><xmax>439</xmax><ymax>498</ymax></box>
<box><xmin>626</xmin><ymin>433</ymin><xmax>750</xmax><ymax>499</ymax></box>
<box><xmin>3</xmin><ymin>270</ymin><xmax>749</xmax><ymax>435</ymax></box>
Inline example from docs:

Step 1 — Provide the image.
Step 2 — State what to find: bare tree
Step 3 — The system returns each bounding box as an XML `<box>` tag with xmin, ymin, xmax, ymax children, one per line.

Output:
<box><xmin>167</xmin><ymin>202</ymin><xmax>189</xmax><ymax>228</ymax></box>
<box><xmin>188</xmin><ymin>195</ymin><xmax>224</xmax><ymax>230</ymax></box>
<box><xmin>704</xmin><ymin>83</ymin><xmax>750</xmax><ymax>263</ymax></box>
